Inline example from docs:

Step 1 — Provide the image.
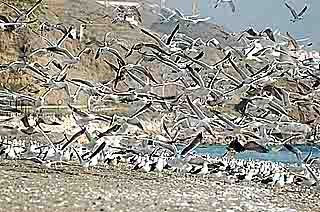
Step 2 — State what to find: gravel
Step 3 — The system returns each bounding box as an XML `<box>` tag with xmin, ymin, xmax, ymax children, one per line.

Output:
<box><xmin>0</xmin><ymin>160</ymin><xmax>319</xmax><ymax>212</ymax></box>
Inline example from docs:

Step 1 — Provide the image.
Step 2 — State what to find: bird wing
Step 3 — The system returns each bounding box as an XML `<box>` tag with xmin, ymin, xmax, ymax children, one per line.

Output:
<box><xmin>285</xmin><ymin>2</ymin><xmax>298</xmax><ymax>18</ymax></box>
<box><xmin>109</xmin><ymin>48</ymin><xmax>126</xmax><ymax>66</ymax></box>
<box><xmin>214</xmin><ymin>0</ymin><xmax>222</xmax><ymax>8</ymax></box>
<box><xmin>70</xmin><ymin>78</ymin><xmax>94</xmax><ymax>87</ymax></box>
<box><xmin>244</xmin><ymin>141</ymin><xmax>269</xmax><ymax>153</ymax></box>
<box><xmin>283</xmin><ymin>143</ymin><xmax>302</xmax><ymax>161</ymax></box>
<box><xmin>20</xmin><ymin>114</ymin><xmax>31</xmax><ymax>128</ymax></box>
<box><xmin>297</xmin><ymin>5</ymin><xmax>308</xmax><ymax>17</ymax></box>
<box><xmin>181</xmin><ymin>131</ymin><xmax>203</xmax><ymax>157</ymax></box>
<box><xmin>133</xmin><ymin>6</ymin><xmax>142</xmax><ymax>18</ymax></box>
<box><xmin>88</xmin><ymin>141</ymin><xmax>106</xmax><ymax>160</ymax></box>
<box><xmin>144</xmin><ymin>43</ymin><xmax>170</xmax><ymax>56</ymax></box>
<box><xmin>24</xmin><ymin>0</ymin><xmax>44</xmax><ymax>18</ymax></box>
<box><xmin>197</xmin><ymin>17</ymin><xmax>211</xmax><ymax>22</ymax></box>
<box><xmin>61</xmin><ymin>127</ymin><xmax>86</xmax><ymax>150</ymax></box>
<box><xmin>49</xmin><ymin>47</ymin><xmax>75</xmax><ymax>60</ymax></box>
<box><xmin>130</xmin><ymin>102</ymin><xmax>152</xmax><ymax>119</ymax></box>
<box><xmin>264</xmin><ymin>29</ymin><xmax>276</xmax><ymax>42</ymax></box>
<box><xmin>72</xmin><ymin>147</ymin><xmax>84</xmax><ymax>164</ymax></box>
<box><xmin>173</xmin><ymin>8</ymin><xmax>184</xmax><ymax>18</ymax></box>
<box><xmin>212</xmin><ymin>110</ymin><xmax>238</xmax><ymax>129</ymax></box>
<box><xmin>166</xmin><ymin>24</ymin><xmax>179</xmax><ymax>45</ymax></box>
<box><xmin>154</xmin><ymin>140</ymin><xmax>177</xmax><ymax>156</ymax></box>
<box><xmin>72</xmin><ymin>17</ymin><xmax>88</xmax><ymax>24</ymax></box>
<box><xmin>103</xmin><ymin>32</ymin><xmax>112</xmax><ymax>44</ymax></box>
<box><xmin>228</xmin><ymin>57</ymin><xmax>248</xmax><ymax>81</ymax></box>
<box><xmin>130</xmin><ymin>65</ymin><xmax>158</xmax><ymax>84</ymax></box>
<box><xmin>185</xmin><ymin>64</ymin><xmax>205</xmax><ymax>87</ymax></box>
<box><xmin>67</xmin><ymin>103</ymin><xmax>89</xmax><ymax>117</ymax></box>
<box><xmin>227</xmin><ymin>137</ymin><xmax>245</xmax><ymax>152</ymax></box>
<box><xmin>304</xmin><ymin>164</ymin><xmax>319</xmax><ymax>185</ymax></box>
<box><xmin>77</xmin><ymin>47</ymin><xmax>91</xmax><ymax>57</ymax></box>
<box><xmin>228</xmin><ymin>1</ymin><xmax>236</xmax><ymax>13</ymax></box>
<box><xmin>285</xmin><ymin>32</ymin><xmax>299</xmax><ymax>49</ymax></box>
<box><xmin>0</xmin><ymin>15</ymin><xmax>10</xmax><ymax>23</ymax></box>
<box><xmin>56</xmin><ymin>26</ymin><xmax>73</xmax><ymax>47</ymax></box>
<box><xmin>127</xmin><ymin>117</ymin><xmax>144</xmax><ymax>131</ymax></box>
<box><xmin>140</xmin><ymin>28</ymin><xmax>167</xmax><ymax>47</ymax></box>
<box><xmin>186</xmin><ymin>95</ymin><xmax>206</xmax><ymax>120</ymax></box>
<box><xmin>1</xmin><ymin>1</ymin><xmax>22</xmax><ymax>16</ymax></box>
<box><xmin>162</xmin><ymin>118</ymin><xmax>172</xmax><ymax>140</ymax></box>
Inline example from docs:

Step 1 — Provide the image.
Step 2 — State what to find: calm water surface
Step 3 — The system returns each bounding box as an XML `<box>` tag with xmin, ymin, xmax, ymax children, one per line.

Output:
<box><xmin>187</xmin><ymin>144</ymin><xmax>320</xmax><ymax>163</ymax></box>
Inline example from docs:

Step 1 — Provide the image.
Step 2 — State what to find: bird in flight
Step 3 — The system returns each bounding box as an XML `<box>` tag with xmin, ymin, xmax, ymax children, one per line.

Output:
<box><xmin>284</xmin><ymin>2</ymin><xmax>308</xmax><ymax>23</ymax></box>
<box><xmin>214</xmin><ymin>0</ymin><xmax>236</xmax><ymax>13</ymax></box>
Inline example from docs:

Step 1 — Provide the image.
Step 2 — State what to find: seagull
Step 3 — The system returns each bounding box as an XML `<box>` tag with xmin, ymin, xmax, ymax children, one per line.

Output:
<box><xmin>214</xmin><ymin>0</ymin><xmax>236</xmax><ymax>13</ymax></box>
<box><xmin>1</xmin><ymin>0</ymin><xmax>44</xmax><ymax>23</ymax></box>
<box><xmin>180</xmin><ymin>131</ymin><xmax>203</xmax><ymax>157</ymax></box>
<box><xmin>184</xmin><ymin>95</ymin><xmax>216</xmax><ymax>137</ymax></box>
<box><xmin>0</xmin><ymin>16</ymin><xmax>36</xmax><ymax>31</ymax></box>
<box><xmin>283</xmin><ymin>143</ymin><xmax>303</xmax><ymax>162</ymax></box>
<box><xmin>180</xmin><ymin>16</ymin><xmax>211</xmax><ymax>25</ymax></box>
<box><xmin>29</xmin><ymin>26</ymin><xmax>74</xmax><ymax>57</ymax></box>
<box><xmin>95</xmin><ymin>46</ymin><xmax>125</xmax><ymax>66</ymax></box>
<box><xmin>140</xmin><ymin>24</ymin><xmax>180</xmax><ymax>52</ymax></box>
<box><xmin>225</xmin><ymin>137</ymin><xmax>269</xmax><ymax>154</ymax></box>
<box><xmin>263</xmin><ymin>28</ymin><xmax>276</xmax><ymax>42</ymax></box>
<box><xmin>73</xmin><ymin>141</ymin><xmax>106</xmax><ymax>168</ymax></box>
<box><xmin>284</xmin><ymin>2</ymin><xmax>308</xmax><ymax>23</ymax></box>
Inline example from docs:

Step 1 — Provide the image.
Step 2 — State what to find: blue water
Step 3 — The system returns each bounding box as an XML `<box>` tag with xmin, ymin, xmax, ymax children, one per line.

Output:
<box><xmin>186</xmin><ymin>145</ymin><xmax>320</xmax><ymax>163</ymax></box>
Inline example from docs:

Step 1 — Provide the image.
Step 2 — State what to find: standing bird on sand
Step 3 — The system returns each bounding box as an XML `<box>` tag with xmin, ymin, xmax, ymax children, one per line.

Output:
<box><xmin>284</xmin><ymin>2</ymin><xmax>308</xmax><ymax>23</ymax></box>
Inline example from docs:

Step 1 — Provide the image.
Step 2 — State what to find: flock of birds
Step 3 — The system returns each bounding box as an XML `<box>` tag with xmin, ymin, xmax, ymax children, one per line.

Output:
<box><xmin>210</xmin><ymin>0</ymin><xmax>309</xmax><ymax>22</ymax></box>
<box><xmin>0</xmin><ymin>0</ymin><xmax>320</xmax><ymax>189</ymax></box>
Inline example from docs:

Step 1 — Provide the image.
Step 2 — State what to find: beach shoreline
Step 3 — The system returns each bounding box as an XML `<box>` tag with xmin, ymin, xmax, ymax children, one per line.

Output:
<box><xmin>0</xmin><ymin>160</ymin><xmax>319</xmax><ymax>212</ymax></box>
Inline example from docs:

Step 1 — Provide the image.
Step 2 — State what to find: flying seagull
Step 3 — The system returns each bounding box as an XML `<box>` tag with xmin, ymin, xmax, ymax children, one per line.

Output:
<box><xmin>214</xmin><ymin>0</ymin><xmax>236</xmax><ymax>13</ymax></box>
<box><xmin>263</xmin><ymin>28</ymin><xmax>275</xmax><ymax>42</ymax></box>
<box><xmin>284</xmin><ymin>2</ymin><xmax>308</xmax><ymax>23</ymax></box>
<box><xmin>1</xmin><ymin>0</ymin><xmax>44</xmax><ymax>23</ymax></box>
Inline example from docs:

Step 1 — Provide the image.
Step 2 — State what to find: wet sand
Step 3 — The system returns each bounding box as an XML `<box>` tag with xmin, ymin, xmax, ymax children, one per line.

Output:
<box><xmin>0</xmin><ymin>160</ymin><xmax>319</xmax><ymax>212</ymax></box>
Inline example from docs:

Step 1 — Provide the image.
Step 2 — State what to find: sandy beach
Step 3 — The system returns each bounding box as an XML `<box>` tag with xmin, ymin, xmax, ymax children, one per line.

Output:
<box><xmin>0</xmin><ymin>0</ymin><xmax>320</xmax><ymax>212</ymax></box>
<box><xmin>0</xmin><ymin>160</ymin><xmax>319</xmax><ymax>212</ymax></box>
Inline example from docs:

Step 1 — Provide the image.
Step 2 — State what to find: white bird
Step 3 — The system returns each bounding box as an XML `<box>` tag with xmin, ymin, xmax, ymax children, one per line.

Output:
<box><xmin>181</xmin><ymin>16</ymin><xmax>211</xmax><ymax>25</ymax></box>
<box><xmin>214</xmin><ymin>0</ymin><xmax>236</xmax><ymax>13</ymax></box>
<box><xmin>284</xmin><ymin>2</ymin><xmax>308</xmax><ymax>23</ymax></box>
<box><xmin>156</xmin><ymin>153</ymin><xmax>166</xmax><ymax>172</ymax></box>
<box><xmin>272</xmin><ymin>171</ymin><xmax>285</xmax><ymax>187</ymax></box>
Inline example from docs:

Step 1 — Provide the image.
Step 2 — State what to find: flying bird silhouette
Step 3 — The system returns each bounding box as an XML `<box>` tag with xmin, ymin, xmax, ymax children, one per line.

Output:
<box><xmin>284</xmin><ymin>2</ymin><xmax>308</xmax><ymax>23</ymax></box>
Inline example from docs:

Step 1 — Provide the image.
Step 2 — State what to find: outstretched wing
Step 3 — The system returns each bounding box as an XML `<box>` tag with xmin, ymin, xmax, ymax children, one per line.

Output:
<box><xmin>214</xmin><ymin>0</ymin><xmax>222</xmax><ymax>8</ymax></box>
<box><xmin>285</xmin><ymin>2</ymin><xmax>298</xmax><ymax>19</ymax></box>
<box><xmin>173</xmin><ymin>8</ymin><xmax>184</xmax><ymax>18</ymax></box>
<box><xmin>227</xmin><ymin>137</ymin><xmax>245</xmax><ymax>152</ymax></box>
<box><xmin>244</xmin><ymin>141</ymin><xmax>269</xmax><ymax>153</ymax></box>
<box><xmin>264</xmin><ymin>28</ymin><xmax>276</xmax><ymax>42</ymax></box>
<box><xmin>181</xmin><ymin>131</ymin><xmax>203</xmax><ymax>157</ymax></box>
<box><xmin>283</xmin><ymin>143</ymin><xmax>302</xmax><ymax>161</ymax></box>
<box><xmin>228</xmin><ymin>1</ymin><xmax>236</xmax><ymax>13</ymax></box>
<box><xmin>298</xmin><ymin>5</ymin><xmax>308</xmax><ymax>17</ymax></box>
<box><xmin>166</xmin><ymin>24</ymin><xmax>179</xmax><ymax>45</ymax></box>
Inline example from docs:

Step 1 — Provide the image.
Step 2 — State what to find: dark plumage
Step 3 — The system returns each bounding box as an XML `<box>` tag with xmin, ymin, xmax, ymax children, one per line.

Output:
<box><xmin>227</xmin><ymin>137</ymin><xmax>269</xmax><ymax>153</ymax></box>
<box><xmin>181</xmin><ymin>131</ymin><xmax>203</xmax><ymax>157</ymax></box>
<box><xmin>284</xmin><ymin>2</ymin><xmax>308</xmax><ymax>22</ymax></box>
<box><xmin>263</xmin><ymin>28</ymin><xmax>275</xmax><ymax>42</ymax></box>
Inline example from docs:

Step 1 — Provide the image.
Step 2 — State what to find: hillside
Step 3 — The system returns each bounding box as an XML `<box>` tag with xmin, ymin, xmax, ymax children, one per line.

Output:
<box><xmin>0</xmin><ymin>0</ymin><xmax>234</xmax><ymax>105</ymax></box>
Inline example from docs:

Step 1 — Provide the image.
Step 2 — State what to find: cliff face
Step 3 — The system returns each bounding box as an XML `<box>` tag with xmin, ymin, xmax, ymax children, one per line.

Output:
<box><xmin>0</xmin><ymin>0</ymin><xmax>232</xmax><ymax>105</ymax></box>
<box><xmin>1</xmin><ymin>0</ymin><xmax>114</xmax><ymax>104</ymax></box>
